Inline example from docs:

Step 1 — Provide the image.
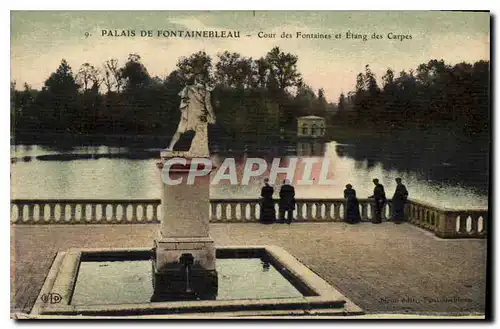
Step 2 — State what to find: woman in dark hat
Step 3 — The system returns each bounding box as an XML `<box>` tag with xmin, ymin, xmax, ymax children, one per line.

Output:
<box><xmin>259</xmin><ymin>178</ymin><xmax>276</xmax><ymax>224</ymax></box>
<box><xmin>344</xmin><ymin>184</ymin><xmax>361</xmax><ymax>224</ymax></box>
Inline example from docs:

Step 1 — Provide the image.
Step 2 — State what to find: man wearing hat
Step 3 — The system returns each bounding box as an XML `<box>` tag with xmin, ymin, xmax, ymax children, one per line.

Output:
<box><xmin>369</xmin><ymin>178</ymin><xmax>386</xmax><ymax>224</ymax></box>
<box><xmin>279</xmin><ymin>179</ymin><xmax>296</xmax><ymax>225</ymax></box>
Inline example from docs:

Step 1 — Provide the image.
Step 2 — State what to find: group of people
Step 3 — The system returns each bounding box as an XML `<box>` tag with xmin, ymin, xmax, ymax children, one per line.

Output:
<box><xmin>259</xmin><ymin>178</ymin><xmax>409</xmax><ymax>225</ymax></box>
<box><xmin>260</xmin><ymin>179</ymin><xmax>296</xmax><ymax>224</ymax></box>
<box><xmin>344</xmin><ymin>178</ymin><xmax>408</xmax><ymax>224</ymax></box>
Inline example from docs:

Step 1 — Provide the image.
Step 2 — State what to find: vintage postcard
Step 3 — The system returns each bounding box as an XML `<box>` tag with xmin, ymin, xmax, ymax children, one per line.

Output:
<box><xmin>10</xmin><ymin>11</ymin><xmax>490</xmax><ymax>319</ymax></box>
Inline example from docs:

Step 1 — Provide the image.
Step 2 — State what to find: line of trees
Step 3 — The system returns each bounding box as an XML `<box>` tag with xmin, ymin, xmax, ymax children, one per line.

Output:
<box><xmin>11</xmin><ymin>47</ymin><xmax>334</xmax><ymax>146</ymax></box>
<box><xmin>336</xmin><ymin>60</ymin><xmax>490</xmax><ymax>138</ymax></box>
<box><xmin>11</xmin><ymin>51</ymin><xmax>490</xmax><ymax>147</ymax></box>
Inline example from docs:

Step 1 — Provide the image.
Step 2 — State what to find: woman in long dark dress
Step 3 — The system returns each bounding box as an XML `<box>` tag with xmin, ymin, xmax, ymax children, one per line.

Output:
<box><xmin>260</xmin><ymin>179</ymin><xmax>276</xmax><ymax>224</ymax></box>
<box><xmin>344</xmin><ymin>184</ymin><xmax>361</xmax><ymax>224</ymax></box>
<box><xmin>392</xmin><ymin>177</ymin><xmax>409</xmax><ymax>224</ymax></box>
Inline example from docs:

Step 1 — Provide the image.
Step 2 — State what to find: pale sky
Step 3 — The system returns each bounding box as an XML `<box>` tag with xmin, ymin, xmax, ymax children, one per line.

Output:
<box><xmin>11</xmin><ymin>11</ymin><xmax>490</xmax><ymax>102</ymax></box>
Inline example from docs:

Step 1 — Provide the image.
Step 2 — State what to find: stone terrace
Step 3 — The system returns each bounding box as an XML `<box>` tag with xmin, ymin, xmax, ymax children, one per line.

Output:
<box><xmin>11</xmin><ymin>222</ymin><xmax>486</xmax><ymax>315</ymax></box>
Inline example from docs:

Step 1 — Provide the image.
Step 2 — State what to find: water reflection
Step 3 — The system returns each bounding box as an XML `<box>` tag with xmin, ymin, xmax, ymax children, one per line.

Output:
<box><xmin>10</xmin><ymin>140</ymin><xmax>488</xmax><ymax>209</ymax></box>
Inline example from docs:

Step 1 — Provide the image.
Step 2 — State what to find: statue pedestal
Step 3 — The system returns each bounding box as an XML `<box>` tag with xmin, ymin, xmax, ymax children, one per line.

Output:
<box><xmin>152</xmin><ymin>152</ymin><xmax>217</xmax><ymax>301</ymax></box>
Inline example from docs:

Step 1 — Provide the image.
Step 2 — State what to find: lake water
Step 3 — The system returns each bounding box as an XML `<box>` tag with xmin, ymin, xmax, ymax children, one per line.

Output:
<box><xmin>10</xmin><ymin>141</ymin><xmax>489</xmax><ymax>210</ymax></box>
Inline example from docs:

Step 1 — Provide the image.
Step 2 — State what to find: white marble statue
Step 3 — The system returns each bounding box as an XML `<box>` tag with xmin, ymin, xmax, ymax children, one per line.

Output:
<box><xmin>166</xmin><ymin>75</ymin><xmax>216</xmax><ymax>157</ymax></box>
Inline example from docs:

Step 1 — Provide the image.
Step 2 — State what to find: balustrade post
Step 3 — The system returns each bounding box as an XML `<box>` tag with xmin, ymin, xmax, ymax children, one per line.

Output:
<box><xmin>10</xmin><ymin>204</ymin><xmax>17</xmax><ymax>223</ymax></box>
<box><xmin>435</xmin><ymin>211</ymin><xmax>457</xmax><ymax>238</ymax></box>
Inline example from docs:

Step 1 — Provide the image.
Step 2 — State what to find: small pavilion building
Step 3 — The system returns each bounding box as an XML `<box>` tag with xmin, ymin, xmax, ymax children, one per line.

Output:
<box><xmin>297</xmin><ymin>115</ymin><xmax>326</xmax><ymax>138</ymax></box>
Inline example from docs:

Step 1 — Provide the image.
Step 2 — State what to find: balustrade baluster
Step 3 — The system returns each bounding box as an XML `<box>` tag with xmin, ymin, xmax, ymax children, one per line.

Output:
<box><xmin>417</xmin><ymin>207</ymin><xmax>424</xmax><ymax>227</ymax></box>
<box><xmin>131</xmin><ymin>204</ymin><xmax>138</xmax><ymax>222</ymax></box>
<box><xmin>333</xmin><ymin>203</ymin><xmax>340</xmax><ymax>221</ymax></box>
<box><xmin>18</xmin><ymin>204</ymin><xmax>25</xmax><ymax>222</ymax></box>
<box><xmin>249</xmin><ymin>202</ymin><xmax>257</xmax><ymax>221</ymax></box>
<box><xmin>416</xmin><ymin>206</ymin><xmax>423</xmax><ymax>226</ymax></box>
<box><xmin>49</xmin><ymin>204</ymin><xmax>56</xmax><ymax>222</ymax></box>
<box><xmin>360</xmin><ymin>203</ymin><xmax>367</xmax><ymax>220</ymax></box>
<box><xmin>324</xmin><ymin>203</ymin><xmax>333</xmax><ymax>220</ymax></box>
<box><xmin>38</xmin><ymin>204</ymin><xmax>45</xmax><ymax>222</ymax></box>
<box><xmin>293</xmin><ymin>203</ymin><xmax>301</xmax><ymax>220</ymax></box>
<box><xmin>139</xmin><ymin>205</ymin><xmax>147</xmax><ymax>222</ymax></box>
<box><xmin>90</xmin><ymin>204</ymin><xmax>97</xmax><ymax>222</ymax></box>
<box><xmin>10</xmin><ymin>204</ymin><xmax>16</xmax><ymax>223</ymax></box>
<box><xmin>229</xmin><ymin>203</ymin><xmax>237</xmax><ymax>221</ymax></box>
<box><xmin>27</xmin><ymin>204</ymin><xmax>35</xmax><ymax>222</ymax></box>
<box><xmin>152</xmin><ymin>204</ymin><xmax>159</xmax><ymax>222</ymax></box>
<box><xmin>387</xmin><ymin>202</ymin><xmax>392</xmax><ymax>221</ymax></box>
<box><xmin>120</xmin><ymin>204</ymin><xmax>127</xmax><ymax>222</ymax></box>
<box><xmin>59</xmin><ymin>204</ymin><xmax>66</xmax><ymax>223</ymax></box>
<box><xmin>80</xmin><ymin>204</ymin><xmax>86</xmax><ymax>222</ymax></box>
<box><xmin>111</xmin><ymin>204</ymin><xmax>118</xmax><ymax>222</ymax></box>
<box><xmin>69</xmin><ymin>204</ymin><xmax>77</xmax><ymax>222</ymax></box>
<box><xmin>471</xmin><ymin>215</ymin><xmax>479</xmax><ymax>234</ymax></box>
<box><xmin>458</xmin><ymin>216</ymin><xmax>467</xmax><ymax>233</ymax></box>
<box><xmin>305</xmin><ymin>203</ymin><xmax>313</xmax><ymax>221</ymax></box>
<box><xmin>210</xmin><ymin>203</ymin><xmax>217</xmax><ymax>221</ymax></box>
<box><xmin>314</xmin><ymin>203</ymin><xmax>321</xmax><ymax>220</ymax></box>
<box><xmin>220</xmin><ymin>204</ymin><xmax>228</xmax><ymax>221</ymax></box>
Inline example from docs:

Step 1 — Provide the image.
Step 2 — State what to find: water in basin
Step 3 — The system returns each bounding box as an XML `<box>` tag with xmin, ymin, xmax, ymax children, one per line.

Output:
<box><xmin>71</xmin><ymin>258</ymin><xmax>305</xmax><ymax>306</ymax></box>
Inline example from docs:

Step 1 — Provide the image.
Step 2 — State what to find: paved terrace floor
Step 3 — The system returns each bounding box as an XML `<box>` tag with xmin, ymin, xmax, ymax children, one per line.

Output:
<box><xmin>11</xmin><ymin>222</ymin><xmax>487</xmax><ymax>315</ymax></box>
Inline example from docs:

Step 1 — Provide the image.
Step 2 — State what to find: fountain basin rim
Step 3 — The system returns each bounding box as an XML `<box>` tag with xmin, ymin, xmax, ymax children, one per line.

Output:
<box><xmin>31</xmin><ymin>245</ymin><xmax>364</xmax><ymax>317</ymax></box>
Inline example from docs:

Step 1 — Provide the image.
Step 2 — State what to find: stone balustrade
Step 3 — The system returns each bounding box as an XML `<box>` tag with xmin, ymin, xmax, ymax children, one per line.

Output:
<box><xmin>10</xmin><ymin>199</ymin><xmax>161</xmax><ymax>225</ymax></box>
<box><xmin>10</xmin><ymin>198</ymin><xmax>487</xmax><ymax>238</ymax></box>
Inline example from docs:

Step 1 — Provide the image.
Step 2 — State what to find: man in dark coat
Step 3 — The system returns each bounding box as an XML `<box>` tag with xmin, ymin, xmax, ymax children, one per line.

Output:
<box><xmin>392</xmin><ymin>178</ymin><xmax>409</xmax><ymax>224</ymax></box>
<box><xmin>279</xmin><ymin>179</ymin><xmax>296</xmax><ymax>224</ymax></box>
<box><xmin>369</xmin><ymin>178</ymin><xmax>386</xmax><ymax>224</ymax></box>
<box><xmin>260</xmin><ymin>178</ymin><xmax>276</xmax><ymax>224</ymax></box>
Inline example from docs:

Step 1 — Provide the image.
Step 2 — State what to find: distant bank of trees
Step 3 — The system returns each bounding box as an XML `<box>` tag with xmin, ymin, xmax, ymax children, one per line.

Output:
<box><xmin>11</xmin><ymin>48</ymin><xmax>489</xmax><ymax>146</ymax></box>
<box><xmin>336</xmin><ymin>60</ymin><xmax>490</xmax><ymax>138</ymax></box>
<box><xmin>11</xmin><ymin>47</ymin><xmax>334</xmax><ymax>145</ymax></box>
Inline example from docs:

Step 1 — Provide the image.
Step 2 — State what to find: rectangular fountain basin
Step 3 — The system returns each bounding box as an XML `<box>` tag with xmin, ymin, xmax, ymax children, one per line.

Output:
<box><xmin>30</xmin><ymin>246</ymin><xmax>363</xmax><ymax>318</ymax></box>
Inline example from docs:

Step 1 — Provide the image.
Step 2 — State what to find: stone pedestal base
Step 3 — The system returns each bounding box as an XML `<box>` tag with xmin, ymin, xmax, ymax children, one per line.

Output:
<box><xmin>151</xmin><ymin>237</ymin><xmax>218</xmax><ymax>301</ymax></box>
<box><xmin>151</xmin><ymin>264</ymin><xmax>218</xmax><ymax>302</ymax></box>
